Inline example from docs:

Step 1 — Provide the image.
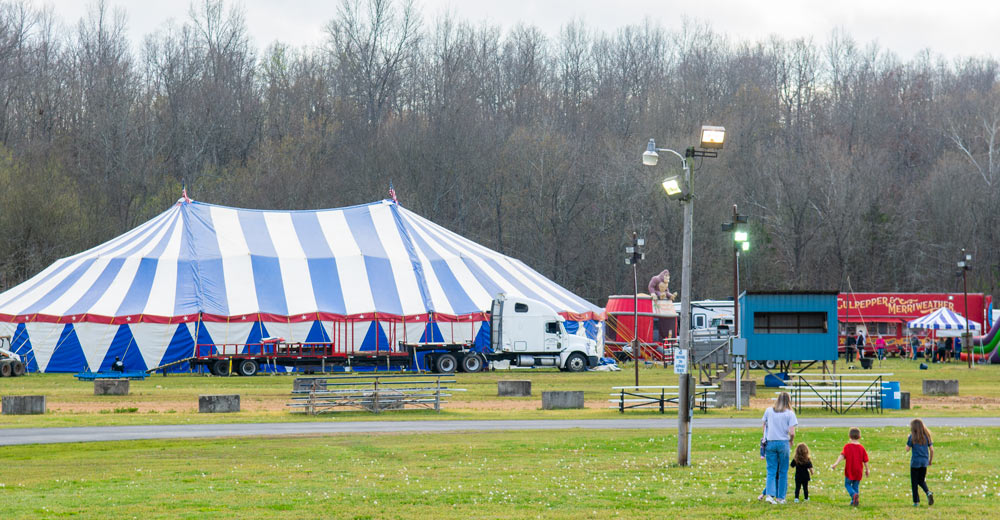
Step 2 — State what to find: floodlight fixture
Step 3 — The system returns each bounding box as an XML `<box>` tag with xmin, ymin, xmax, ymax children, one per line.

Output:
<box><xmin>700</xmin><ymin>126</ymin><xmax>726</xmax><ymax>149</ymax></box>
<box><xmin>741</xmin><ymin>241</ymin><xmax>750</xmax><ymax>251</ymax></box>
<box><xmin>734</xmin><ymin>231</ymin><xmax>748</xmax><ymax>242</ymax></box>
<box><xmin>662</xmin><ymin>175</ymin><xmax>688</xmax><ymax>199</ymax></box>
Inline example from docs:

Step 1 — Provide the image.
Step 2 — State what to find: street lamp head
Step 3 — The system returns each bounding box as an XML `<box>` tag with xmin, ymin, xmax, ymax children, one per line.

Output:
<box><xmin>700</xmin><ymin>126</ymin><xmax>726</xmax><ymax>149</ymax></box>
<box><xmin>734</xmin><ymin>231</ymin><xmax>748</xmax><ymax>242</ymax></box>
<box><xmin>662</xmin><ymin>175</ymin><xmax>688</xmax><ymax>199</ymax></box>
<box><xmin>643</xmin><ymin>139</ymin><xmax>659</xmax><ymax>166</ymax></box>
<box><xmin>741</xmin><ymin>241</ymin><xmax>750</xmax><ymax>251</ymax></box>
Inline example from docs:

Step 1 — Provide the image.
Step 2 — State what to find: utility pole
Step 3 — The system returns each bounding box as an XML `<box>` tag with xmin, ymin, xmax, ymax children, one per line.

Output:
<box><xmin>677</xmin><ymin>148</ymin><xmax>694</xmax><ymax>467</ymax></box>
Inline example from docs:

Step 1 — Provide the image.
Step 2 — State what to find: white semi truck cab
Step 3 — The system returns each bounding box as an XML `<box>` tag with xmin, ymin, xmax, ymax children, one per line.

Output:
<box><xmin>405</xmin><ymin>294</ymin><xmax>600</xmax><ymax>373</ymax></box>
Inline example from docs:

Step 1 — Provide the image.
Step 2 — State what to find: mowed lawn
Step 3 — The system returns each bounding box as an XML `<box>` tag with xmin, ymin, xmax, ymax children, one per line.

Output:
<box><xmin>1</xmin><ymin>358</ymin><xmax>998</xmax><ymax>428</ymax></box>
<box><xmin>2</xmin><ymin>427</ymin><xmax>998</xmax><ymax>519</ymax></box>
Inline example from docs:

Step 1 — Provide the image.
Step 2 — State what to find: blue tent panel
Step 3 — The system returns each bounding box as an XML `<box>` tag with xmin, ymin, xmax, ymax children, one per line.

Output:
<box><xmin>99</xmin><ymin>324</ymin><xmax>148</xmax><ymax>372</ymax></box>
<box><xmin>242</xmin><ymin>322</ymin><xmax>270</xmax><ymax>354</ymax></box>
<box><xmin>158</xmin><ymin>323</ymin><xmax>195</xmax><ymax>372</ymax></box>
<box><xmin>44</xmin><ymin>324</ymin><xmax>89</xmax><ymax>373</ymax></box>
<box><xmin>563</xmin><ymin>321</ymin><xmax>580</xmax><ymax>334</ymax></box>
<box><xmin>305</xmin><ymin>320</ymin><xmax>331</xmax><ymax>343</ymax></box>
<box><xmin>359</xmin><ymin>321</ymin><xmax>388</xmax><ymax>351</ymax></box>
<box><xmin>10</xmin><ymin>323</ymin><xmax>38</xmax><ymax>372</ymax></box>
<box><xmin>473</xmin><ymin>320</ymin><xmax>491</xmax><ymax>353</ymax></box>
<box><xmin>420</xmin><ymin>322</ymin><xmax>444</xmax><ymax>342</ymax></box>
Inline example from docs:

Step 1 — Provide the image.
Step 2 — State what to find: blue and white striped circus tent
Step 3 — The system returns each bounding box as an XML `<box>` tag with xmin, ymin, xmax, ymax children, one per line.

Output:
<box><xmin>907</xmin><ymin>307</ymin><xmax>982</xmax><ymax>333</ymax></box>
<box><xmin>0</xmin><ymin>198</ymin><xmax>602</xmax><ymax>372</ymax></box>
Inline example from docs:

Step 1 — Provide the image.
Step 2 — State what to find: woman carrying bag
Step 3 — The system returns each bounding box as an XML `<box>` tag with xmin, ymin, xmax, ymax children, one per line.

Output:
<box><xmin>761</xmin><ymin>392</ymin><xmax>798</xmax><ymax>504</ymax></box>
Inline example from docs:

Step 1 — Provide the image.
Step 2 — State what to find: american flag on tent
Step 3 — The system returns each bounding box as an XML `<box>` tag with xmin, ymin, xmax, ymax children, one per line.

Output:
<box><xmin>388</xmin><ymin>181</ymin><xmax>397</xmax><ymax>204</ymax></box>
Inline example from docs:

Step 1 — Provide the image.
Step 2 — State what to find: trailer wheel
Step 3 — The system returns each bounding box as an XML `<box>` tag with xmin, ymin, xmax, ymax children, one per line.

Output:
<box><xmin>435</xmin><ymin>353</ymin><xmax>457</xmax><ymax>373</ymax></box>
<box><xmin>460</xmin><ymin>354</ymin><xmax>484</xmax><ymax>373</ymax></box>
<box><xmin>0</xmin><ymin>361</ymin><xmax>11</xmax><ymax>377</ymax></box>
<box><xmin>237</xmin><ymin>359</ymin><xmax>258</xmax><ymax>377</ymax></box>
<box><xmin>748</xmin><ymin>360</ymin><xmax>760</xmax><ymax>370</ymax></box>
<box><xmin>11</xmin><ymin>360</ymin><xmax>24</xmax><ymax>376</ymax></box>
<box><xmin>212</xmin><ymin>359</ymin><xmax>232</xmax><ymax>376</ymax></box>
<box><xmin>764</xmin><ymin>360</ymin><xmax>778</xmax><ymax>370</ymax></box>
<box><xmin>565</xmin><ymin>353</ymin><xmax>587</xmax><ymax>373</ymax></box>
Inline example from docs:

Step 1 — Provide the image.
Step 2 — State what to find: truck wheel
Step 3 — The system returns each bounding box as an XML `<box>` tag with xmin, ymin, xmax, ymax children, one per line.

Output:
<box><xmin>11</xmin><ymin>360</ymin><xmax>24</xmax><ymax>376</ymax></box>
<box><xmin>212</xmin><ymin>359</ymin><xmax>232</xmax><ymax>376</ymax></box>
<box><xmin>237</xmin><ymin>359</ymin><xmax>258</xmax><ymax>377</ymax></box>
<box><xmin>460</xmin><ymin>354</ymin><xmax>484</xmax><ymax>373</ymax></box>
<box><xmin>565</xmin><ymin>353</ymin><xmax>587</xmax><ymax>373</ymax></box>
<box><xmin>0</xmin><ymin>361</ymin><xmax>11</xmax><ymax>377</ymax></box>
<box><xmin>435</xmin><ymin>353</ymin><xmax>457</xmax><ymax>373</ymax></box>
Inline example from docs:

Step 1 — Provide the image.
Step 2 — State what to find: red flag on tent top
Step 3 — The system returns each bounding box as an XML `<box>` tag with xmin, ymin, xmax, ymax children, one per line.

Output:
<box><xmin>182</xmin><ymin>184</ymin><xmax>191</xmax><ymax>203</ymax></box>
<box><xmin>389</xmin><ymin>181</ymin><xmax>398</xmax><ymax>204</ymax></box>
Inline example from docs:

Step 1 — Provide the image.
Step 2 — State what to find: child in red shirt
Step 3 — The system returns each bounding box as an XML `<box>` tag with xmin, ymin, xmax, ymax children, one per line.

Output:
<box><xmin>830</xmin><ymin>427</ymin><xmax>870</xmax><ymax>506</ymax></box>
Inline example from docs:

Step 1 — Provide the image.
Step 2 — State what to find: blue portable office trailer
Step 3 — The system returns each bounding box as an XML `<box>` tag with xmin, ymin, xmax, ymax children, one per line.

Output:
<box><xmin>738</xmin><ymin>291</ymin><xmax>838</xmax><ymax>368</ymax></box>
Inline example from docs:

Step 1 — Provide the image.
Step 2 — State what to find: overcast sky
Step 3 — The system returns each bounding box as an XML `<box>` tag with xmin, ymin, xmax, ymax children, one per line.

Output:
<box><xmin>39</xmin><ymin>0</ymin><xmax>999</xmax><ymax>61</ymax></box>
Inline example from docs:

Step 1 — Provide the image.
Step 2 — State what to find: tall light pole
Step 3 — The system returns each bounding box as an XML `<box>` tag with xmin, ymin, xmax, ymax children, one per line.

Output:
<box><xmin>959</xmin><ymin>249</ymin><xmax>973</xmax><ymax>368</ymax></box>
<box><xmin>625</xmin><ymin>232</ymin><xmax>646</xmax><ymax>386</ymax></box>
<box><xmin>721</xmin><ymin>205</ymin><xmax>749</xmax><ymax>337</ymax></box>
<box><xmin>643</xmin><ymin>125</ymin><xmax>725</xmax><ymax>467</ymax></box>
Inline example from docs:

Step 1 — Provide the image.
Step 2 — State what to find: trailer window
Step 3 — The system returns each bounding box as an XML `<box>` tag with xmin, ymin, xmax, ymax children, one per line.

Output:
<box><xmin>694</xmin><ymin>314</ymin><xmax>706</xmax><ymax>328</ymax></box>
<box><xmin>545</xmin><ymin>322</ymin><xmax>559</xmax><ymax>334</ymax></box>
<box><xmin>753</xmin><ymin>312</ymin><xmax>827</xmax><ymax>334</ymax></box>
<box><xmin>514</xmin><ymin>303</ymin><xmax>529</xmax><ymax>313</ymax></box>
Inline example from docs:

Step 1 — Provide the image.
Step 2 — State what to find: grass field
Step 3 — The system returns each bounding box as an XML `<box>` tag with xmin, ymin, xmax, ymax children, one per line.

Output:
<box><xmin>1</xmin><ymin>426</ymin><xmax>997</xmax><ymax>519</ymax></box>
<box><xmin>0</xmin><ymin>358</ymin><xmax>997</xmax><ymax>428</ymax></box>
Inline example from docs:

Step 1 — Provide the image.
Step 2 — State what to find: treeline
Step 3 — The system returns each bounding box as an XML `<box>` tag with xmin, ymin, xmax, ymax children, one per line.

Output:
<box><xmin>0</xmin><ymin>0</ymin><xmax>997</xmax><ymax>306</ymax></box>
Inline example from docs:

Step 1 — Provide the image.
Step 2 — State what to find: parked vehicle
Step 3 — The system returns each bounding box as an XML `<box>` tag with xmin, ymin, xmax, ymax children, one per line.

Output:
<box><xmin>405</xmin><ymin>294</ymin><xmax>601</xmax><ymax>373</ymax></box>
<box><xmin>0</xmin><ymin>336</ymin><xmax>26</xmax><ymax>377</ymax></box>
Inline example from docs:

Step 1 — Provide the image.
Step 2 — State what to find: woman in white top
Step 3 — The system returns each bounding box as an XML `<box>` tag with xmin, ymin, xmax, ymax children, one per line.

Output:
<box><xmin>761</xmin><ymin>391</ymin><xmax>798</xmax><ymax>504</ymax></box>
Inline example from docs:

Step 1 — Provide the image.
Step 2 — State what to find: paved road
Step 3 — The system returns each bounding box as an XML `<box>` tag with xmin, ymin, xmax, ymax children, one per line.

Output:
<box><xmin>2</xmin><ymin>416</ymin><xmax>999</xmax><ymax>446</ymax></box>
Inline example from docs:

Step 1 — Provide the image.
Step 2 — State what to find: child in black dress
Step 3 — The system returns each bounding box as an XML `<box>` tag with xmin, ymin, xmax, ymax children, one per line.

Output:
<box><xmin>791</xmin><ymin>442</ymin><xmax>815</xmax><ymax>502</ymax></box>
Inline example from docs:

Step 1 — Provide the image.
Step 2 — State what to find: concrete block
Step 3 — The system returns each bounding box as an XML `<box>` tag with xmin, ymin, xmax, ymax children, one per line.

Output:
<box><xmin>714</xmin><ymin>391</ymin><xmax>750</xmax><ymax>408</ymax></box>
<box><xmin>498</xmin><ymin>380</ymin><xmax>532</xmax><ymax>396</ymax></box>
<box><xmin>719</xmin><ymin>379</ymin><xmax>756</xmax><ymax>397</ymax></box>
<box><xmin>199</xmin><ymin>394</ymin><xmax>240</xmax><ymax>413</ymax></box>
<box><xmin>922</xmin><ymin>379</ymin><xmax>958</xmax><ymax>396</ymax></box>
<box><xmin>542</xmin><ymin>391</ymin><xmax>584</xmax><ymax>410</ymax></box>
<box><xmin>94</xmin><ymin>379</ymin><xmax>130</xmax><ymax>396</ymax></box>
<box><xmin>900</xmin><ymin>391</ymin><xmax>911</xmax><ymax>410</ymax></box>
<box><xmin>2</xmin><ymin>395</ymin><xmax>46</xmax><ymax>415</ymax></box>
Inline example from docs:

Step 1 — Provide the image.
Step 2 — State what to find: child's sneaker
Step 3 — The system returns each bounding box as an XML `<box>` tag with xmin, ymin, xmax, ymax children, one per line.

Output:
<box><xmin>777</xmin><ymin>498</ymin><xmax>785</xmax><ymax>504</ymax></box>
<box><xmin>794</xmin><ymin>498</ymin><xmax>799</xmax><ymax>503</ymax></box>
<box><xmin>927</xmin><ymin>493</ymin><xmax>934</xmax><ymax>506</ymax></box>
<box><xmin>765</xmin><ymin>495</ymin><xmax>777</xmax><ymax>504</ymax></box>
<box><xmin>913</xmin><ymin>502</ymin><xmax>919</xmax><ymax>507</ymax></box>
<box><xmin>851</xmin><ymin>493</ymin><xmax>859</xmax><ymax>506</ymax></box>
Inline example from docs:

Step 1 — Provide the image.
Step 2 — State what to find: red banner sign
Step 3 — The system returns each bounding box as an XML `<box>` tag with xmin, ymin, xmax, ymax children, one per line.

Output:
<box><xmin>838</xmin><ymin>292</ymin><xmax>990</xmax><ymax>324</ymax></box>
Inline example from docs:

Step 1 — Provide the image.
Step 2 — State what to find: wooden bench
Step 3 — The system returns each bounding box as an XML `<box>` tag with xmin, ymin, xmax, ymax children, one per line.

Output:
<box><xmin>609</xmin><ymin>385</ymin><xmax>718</xmax><ymax>413</ymax></box>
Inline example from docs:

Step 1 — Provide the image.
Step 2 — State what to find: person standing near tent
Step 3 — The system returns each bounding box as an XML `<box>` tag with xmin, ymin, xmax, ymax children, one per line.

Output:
<box><xmin>856</xmin><ymin>330</ymin><xmax>867</xmax><ymax>359</ymax></box>
<box><xmin>910</xmin><ymin>335</ymin><xmax>920</xmax><ymax>360</ymax></box>
<box><xmin>845</xmin><ymin>333</ymin><xmax>857</xmax><ymax>365</ymax></box>
<box><xmin>876</xmin><ymin>335</ymin><xmax>887</xmax><ymax>360</ymax></box>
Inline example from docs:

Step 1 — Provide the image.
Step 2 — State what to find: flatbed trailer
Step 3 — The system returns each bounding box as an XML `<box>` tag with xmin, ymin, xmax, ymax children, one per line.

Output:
<box><xmin>189</xmin><ymin>340</ymin><xmax>413</xmax><ymax>376</ymax></box>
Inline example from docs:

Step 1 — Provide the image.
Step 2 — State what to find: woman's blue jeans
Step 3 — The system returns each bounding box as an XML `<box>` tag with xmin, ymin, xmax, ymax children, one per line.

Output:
<box><xmin>764</xmin><ymin>440</ymin><xmax>790</xmax><ymax>499</ymax></box>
